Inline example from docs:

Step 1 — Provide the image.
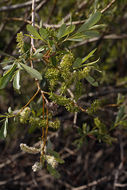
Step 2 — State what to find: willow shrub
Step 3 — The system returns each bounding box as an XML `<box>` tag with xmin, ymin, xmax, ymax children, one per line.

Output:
<box><xmin>0</xmin><ymin>11</ymin><xmax>114</xmax><ymax>178</ymax></box>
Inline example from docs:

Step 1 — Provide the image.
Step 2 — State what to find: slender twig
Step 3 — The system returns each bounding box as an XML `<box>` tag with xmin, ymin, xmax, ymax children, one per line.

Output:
<box><xmin>19</xmin><ymin>89</ymin><xmax>40</xmax><ymax>113</ymax></box>
<box><xmin>79</xmin><ymin>87</ymin><xmax>127</xmax><ymax>101</ymax></box>
<box><xmin>43</xmin><ymin>20</ymin><xmax>86</xmax><ymax>28</ymax></box>
<box><xmin>43</xmin><ymin>107</ymin><xmax>49</xmax><ymax>153</ymax></box>
<box><xmin>70</xmin><ymin>34</ymin><xmax>127</xmax><ymax>49</ymax></box>
<box><xmin>0</xmin><ymin>0</ymin><xmax>41</xmax><ymax>12</ymax></box>
<box><xmin>3</xmin><ymin>0</ymin><xmax>117</xmax><ymax>31</ymax></box>
<box><xmin>58</xmin><ymin>0</ymin><xmax>89</xmax><ymax>25</ymax></box>
<box><xmin>5</xmin><ymin>17</ymin><xmax>86</xmax><ymax>28</ymax></box>
<box><xmin>114</xmin><ymin>183</ymin><xmax>127</xmax><ymax>187</ymax></box>
<box><xmin>101</xmin><ymin>0</ymin><xmax>116</xmax><ymax>14</ymax></box>
<box><xmin>72</xmin><ymin>176</ymin><xmax>111</xmax><ymax>190</ymax></box>
<box><xmin>113</xmin><ymin>136</ymin><xmax>124</xmax><ymax>189</ymax></box>
<box><xmin>67</xmin><ymin>88</ymin><xmax>87</xmax><ymax>124</ymax></box>
<box><xmin>31</xmin><ymin>0</ymin><xmax>35</xmax><ymax>54</ymax></box>
<box><xmin>67</xmin><ymin>89</ymin><xmax>78</xmax><ymax>125</ymax></box>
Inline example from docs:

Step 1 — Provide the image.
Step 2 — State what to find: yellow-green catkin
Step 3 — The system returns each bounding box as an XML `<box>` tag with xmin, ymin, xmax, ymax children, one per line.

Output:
<box><xmin>20</xmin><ymin>107</ymin><xmax>31</xmax><ymax>123</ymax></box>
<box><xmin>60</xmin><ymin>53</ymin><xmax>74</xmax><ymax>79</ymax></box>
<box><xmin>45</xmin><ymin>68</ymin><xmax>60</xmax><ymax>89</ymax></box>
<box><xmin>16</xmin><ymin>32</ymin><xmax>24</xmax><ymax>53</ymax></box>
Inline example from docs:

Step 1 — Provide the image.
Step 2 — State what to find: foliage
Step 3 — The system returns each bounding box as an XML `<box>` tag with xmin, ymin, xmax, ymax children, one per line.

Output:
<box><xmin>0</xmin><ymin>0</ymin><xmax>127</xmax><ymax>180</ymax></box>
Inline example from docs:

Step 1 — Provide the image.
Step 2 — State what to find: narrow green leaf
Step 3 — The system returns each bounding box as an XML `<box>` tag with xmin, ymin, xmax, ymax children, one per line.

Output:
<box><xmin>3</xmin><ymin>65</ymin><xmax>12</xmax><ymax>70</ymax></box>
<box><xmin>85</xmin><ymin>75</ymin><xmax>98</xmax><ymax>87</ymax></box>
<box><xmin>115</xmin><ymin>106</ymin><xmax>125</xmax><ymax>124</ymax></box>
<box><xmin>47</xmin><ymin>139</ymin><xmax>53</xmax><ymax>151</ymax></box>
<box><xmin>0</xmin><ymin>50</ymin><xmax>14</xmax><ymax>57</ymax></box>
<box><xmin>82</xmin><ymin>49</ymin><xmax>97</xmax><ymax>63</ymax></box>
<box><xmin>61</xmin><ymin>24</ymin><xmax>75</xmax><ymax>38</ymax></box>
<box><xmin>33</xmin><ymin>47</ymin><xmax>44</xmax><ymax>59</ymax></box>
<box><xmin>67</xmin><ymin>33</ymin><xmax>86</xmax><ymax>41</ymax></box>
<box><xmin>57</xmin><ymin>24</ymin><xmax>66</xmax><ymax>39</ymax></box>
<box><xmin>26</xmin><ymin>24</ymin><xmax>42</xmax><ymax>40</ymax></box>
<box><xmin>13</xmin><ymin>70</ymin><xmax>21</xmax><ymax>90</ymax></box>
<box><xmin>83</xmin><ymin>30</ymin><xmax>100</xmax><ymax>38</ymax></box>
<box><xmin>84</xmin><ymin>58</ymin><xmax>100</xmax><ymax>66</ymax></box>
<box><xmin>0</xmin><ymin>64</ymin><xmax>17</xmax><ymax>89</ymax></box>
<box><xmin>0</xmin><ymin>60</ymin><xmax>14</xmax><ymax>65</ymax></box>
<box><xmin>47</xmin><ymin>149</ymin><xmax>65</xmax><ymax>164</ymax></box>
<box><xmin>75</xmin><ymin>59</ymin><xmax>99</xmax><ymax>69</ymax></box>
<box><xmin>20</xmin><ymin>63</ymin><xmax>42</xmax><ymax>80</ymax></box>
<box><xmin>89</xmin><ymin>24</ymin><xmax>106</xmax><ymax>30</ymax></box>
<box><xmin>34</xmin><ymin>47</ymin><xmax>44</xmax><ymax>54</ymax></box>
<box><xmin>73</xmin><ymin>58</ymin><xmax>82</xmax><ymax>68</ymax></box>
<box><xmin>39</xmin><ymin>27</ymin><xmax>48</xmax><ymax>39</ymax></box>
<box><xmin>67</xmin><ymin>38</ymin><xmax>84</xmax><ymax>42</ymax></box>
<box><xmin>55</xmin><ymin>157</ymin><xmax>65</xmax><ymax>164</ymax></box>
<box><xmin>77</xmin><ymin>11</ymin><xmax>101</xmax><ymax>33</ymax></box>
<box><xmin>47</xmin><ymin>164</ymin><xmax>60</xmax><ymax>179</ymax></box>
<box><xmin>0</xmin><ymin>115</ymin><xmax>7</xmax><ymax>118</ymax></box>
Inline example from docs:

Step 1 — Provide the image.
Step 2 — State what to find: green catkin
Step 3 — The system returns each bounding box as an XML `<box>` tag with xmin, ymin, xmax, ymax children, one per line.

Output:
<box><xmin>16</xmin><ymin>32</ymin><xmax>24</xmax><ymax>53</ymax></box>
<box><xmin>20</xmin><ymin>107</ymin><xmax>31</xmax><ymax>124</ymax></box>
<box><xmin>60</xmin><ymin>53</ymin><xmax>74</xmax><ymax>79</ymax></box>
<box><xmin>45</xmin><ymin>67</ymin><xmax>60</xmax><ymax>90</ymax></box>
<box><xmin>49</xmin><ymin>119</ymin><xmax>60</xmax><ymax>130</ymax></box>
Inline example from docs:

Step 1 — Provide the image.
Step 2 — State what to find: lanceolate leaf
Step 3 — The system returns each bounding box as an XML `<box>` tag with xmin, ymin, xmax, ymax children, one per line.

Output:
<box><xmin>73</xmin><ymin>58</ymin><xmax>82</xmax><ymax>68</ymax></box>
<box><xmin>13</xmin><ymin>70</ymin><xmax>21</xmax><ymax>90</ymax></box>
<box><xmin>83</xmin><ymin>30</ymin><xmax>100</xmax><ymax>38</ymax></box>
<box><xmin>26</xmin><ymin>24</ymin><xmax>42</xmax><ymax>40</ymax></box>
<box><xmin>3</xmin><ymin>65</ymin><xmax>13</xmax><ymax>70</ymax></box>
<box><xmin>82</xmin><ymin>49</ymin><xmax>97</xmax><ymax>63</ymax></box>
<box><xmin>61</xmin><ymin>24</ymin><xmax>75</xmax><ymax>38</ymax></box>
<box><xmin>39</xmin><ymin>27</ymin><xmax>48</xmax><ymax>39</ymax></box>
<box><xmin>89</xmin><ymin>24</ymin><xmax>106</xmax><ymax>30</ymax></box>
<box><xmin>83</xmin><ymin>58</ymin><xmax>100</xmax><ymax>67</ymax></box>
<box><xmin>20</xmin><ymin>63</ymin><xmax>42</xmax><ymax>80</ymax></box>
<box><xmin>85</xmin><ymin>75</ymin><xmax>98</xmax><ymax>87</ymax></box>
<box><xmin>67</xmin><ymin>33</ymin><xmax>86</xmax><ymax>41</ymax></box>
<box><xmin>0</xmin><ymin>60</ymin><xmax>14</xmax><ymax>65</ymax></box>
<box><xmin>77</xmin><ymin>11</ymin><xmax>101</xmax><ymax>33</ymax></box>
<box><xmin>57</xmin><ymin>24</ymin><xmax>66</xmax><ymax>39</ymax></box>
<box><xmin>115</xmin><ymin>106</ymin><xmax>125</xmax><ymax>124</ymax></box>
<box><xmin>0</xmin><ymin>64</ymin><xmax>17</xmax><ymax>89</ymax></box>
<box><xmin>47</xmin><ymin>164</ymin><xmax>60</xmax><ymax>179</ymax></box>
